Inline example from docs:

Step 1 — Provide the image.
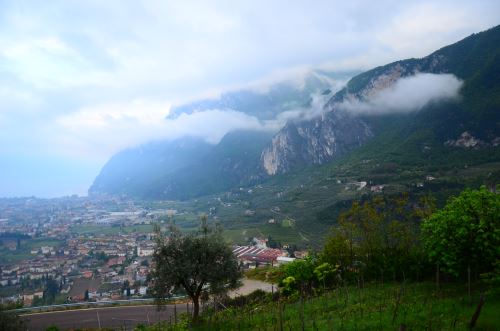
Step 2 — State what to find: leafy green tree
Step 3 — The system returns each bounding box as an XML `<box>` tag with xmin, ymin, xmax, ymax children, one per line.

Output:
<box><xmin>279</xmin><ymin>256</ymin><xmax>317</xmax><ymax>295</ymax></box>
<box><xmin>321</xmin><ymin>227</ymin><xmax>352</xmax><ymax>269</ymax></box>
<box><xmin>422</xmin><ymin>186</ymin><xmax>499</xmax><ymax>280</ymax></box>
<box><xmin>322</xmin><ymin>194</ymin><xmax>434</xmax><ymax>282</ymax></box>
<box><xmin>280</xmin><ymin>276</ymin><xmax>297</xmax><ymax>296</ymax></box>
<box><xmin>95</xmin><ymin>251</ymin><xmax>108</xmax><ymax>262</ymax></box>
<box><xmin>314</xmin><ymin>262</ymin><xmax>338</xmax><ymax>289</ymax></box>
<box><xmin>33</xmin><ymin>295</ymin><xmax>44</xmax><ymax>307</ymax></box>
<box><xmin>152</xmin><ymin>217</ymin><xmax>242</xmax><ymax>322</ymax></box>
<box><xmin>43</xmin><ymin>279</ymin><xmax>59</xmax><ymax>305</ymax></box>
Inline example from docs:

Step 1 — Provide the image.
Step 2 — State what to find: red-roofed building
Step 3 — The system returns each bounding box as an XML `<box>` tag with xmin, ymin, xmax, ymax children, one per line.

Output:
<box><xmin>233</xmin><ymin>246</ymin><xmax>286</xmax><ymax>268</ymax></box>
<box><xmin>107</xmin><ymin>256</ymin><xmax>126</xmax><ymax>267</ymax></box>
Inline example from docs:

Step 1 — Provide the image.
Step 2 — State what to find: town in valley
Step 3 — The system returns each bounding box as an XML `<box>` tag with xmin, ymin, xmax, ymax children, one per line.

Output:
<box><xmin>0</xmin><ymin>196</ymin><xmax>301</xmax><ymax>307</ymax></box>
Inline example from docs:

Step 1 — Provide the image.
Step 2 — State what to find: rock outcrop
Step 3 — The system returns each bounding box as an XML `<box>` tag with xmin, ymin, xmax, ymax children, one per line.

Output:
<box><xmin>261</xmin><ymin>110</ymin><xmax>372</xmax><ymax>175</ymax></box>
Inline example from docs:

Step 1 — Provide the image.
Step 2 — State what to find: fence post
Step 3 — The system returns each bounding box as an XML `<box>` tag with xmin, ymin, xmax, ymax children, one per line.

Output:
<box><xmin>436</xmin><ymin>263</ymin><xmax>440</xmax><ymax>292</ymax></box>
<box><xmin>174</xmin><ymin>303</ymin><xmax>177</xmax><ymax>324</ymax></box>
<box><xmin>278</xmin><ymin>300</ymin><xmax>283</xmax><ymax>331</ymax></box>
<box><xmin>300</xmin><ymin>295</ymin><xmax>305</xmax><ymax>331</ymax></box>
<box><xmin>96</xmin><ymin>310</ymin><xmax>101</xmax><ymax>329</ymax></box>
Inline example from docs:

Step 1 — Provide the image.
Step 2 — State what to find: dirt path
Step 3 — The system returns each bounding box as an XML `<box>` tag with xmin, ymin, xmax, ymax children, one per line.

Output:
<box><xmin>230</xmin><ymin>278</ymin><xmax>274</xmax><ymax>297</ymax></box>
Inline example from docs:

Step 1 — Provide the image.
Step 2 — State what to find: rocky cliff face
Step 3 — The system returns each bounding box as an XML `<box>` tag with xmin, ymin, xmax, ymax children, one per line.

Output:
<box><xmin>259</xmin><ymin>35</ymin><xmax>460</xmax><ymax>176</ymax></box>
<box><xmin>260</xmin><ymin>59</ymin><xmax>419</xmax><ymax>176</ymax></box>
<box><xmin>261</xmin><ymin>110</ymin><xmax>372</xmax><ymax>175</ymax></box>
<box><xmin>445</xmin><ymin>131</ymin><xmax>500</xmax><ymax>149</ymax></box>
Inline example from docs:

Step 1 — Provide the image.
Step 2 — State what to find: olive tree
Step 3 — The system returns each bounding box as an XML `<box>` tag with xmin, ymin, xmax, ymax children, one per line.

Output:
<box><xmin>152</xmin><ymin>218</ymin><xmax>241</xmax><ymax>321</ymax></box>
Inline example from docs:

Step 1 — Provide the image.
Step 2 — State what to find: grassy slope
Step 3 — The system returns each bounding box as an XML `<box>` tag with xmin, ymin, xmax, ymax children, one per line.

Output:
<box><xmin>135</xmin><ymin>135</ymin><xmax>499</xmax><ymax>248</ymax></box>
<box><xmin>209</xmin><ymin>143</ymin><xmax>500</xmax><ymax>247</ymax></box>
<box><xmin>190</xmin><ymin>283</ymin><xmax>499</xmax><ymax>331</ymax></box>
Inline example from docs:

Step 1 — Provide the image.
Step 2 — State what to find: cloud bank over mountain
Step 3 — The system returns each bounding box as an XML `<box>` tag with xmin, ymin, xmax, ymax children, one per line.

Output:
<box><xmin>54</xmin><ymin>81</ymin><xmax>337</xmax><ymax>158</ymax></box>
<box><xmin>338</xmin><ymin>73</ymin><xmax>463</xmax><ymax>114</ymax></box>
<box><xmin>55</xmin><ymin>103</ymin><xmax>266</xmax><ymax>156</ymax></box>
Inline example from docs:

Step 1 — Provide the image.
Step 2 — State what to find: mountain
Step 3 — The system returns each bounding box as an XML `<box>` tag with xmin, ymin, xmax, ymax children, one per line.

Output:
<box><xmin>90</xmin><ymin>24</ymin><xmax>499</xmax><ymax>221</ymax></box>
<box><xmin>146</xmin><ymin>130</ymin><xmax>275</xmax><ymax>200</ymax></box>
<box><xmin>209</xmin><ymin>25</ymin><xmax>499</xmax><ymax>245</ymax></box>
<box><xmin>89</xmin><ymin>137</ymin><xmax>212</xmax><ymax>197</ymax></box>
<box><xmin>90</xmin><ymin>70</ymin><xmax>350</xmax><ymax>199</ymax></box>
<box><xmin>165</xmin><ymin>26</ymin><xmax>499</xmax><ymax>247</ymax></box>
<box><xmin>262</xmin><ymin>25</ymin><xmax>500</xmax><ymax>175</ymax></box>
<box><xmin>91</xmin><ymin>130</ymin><xmax>274</xmax><ymax>200</ymax></box>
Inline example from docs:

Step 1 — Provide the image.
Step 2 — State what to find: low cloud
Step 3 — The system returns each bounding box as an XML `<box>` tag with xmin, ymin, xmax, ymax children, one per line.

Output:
<box><xmin>50</xmin><ymin>73</ymin><xmax>462</xmax><ymax>162</ymax></box>
<box><xmin>54</xmin><ymin>101</ymin><xmax>272</xmax><ymax>159</ymax></box>
<box><xmin>53</xmin><ymin>73</ymin><xmax>342</xmax><ymax>159</ymax></box>
<box><xmin>338</xmin><ymin>73</ymin><xmax>463</xmax><ymax>115</ymax></box>
<box><xmin>265</xmin><ymin>89</ymin><xmax>334</xmax><ymax>125</ymax></box>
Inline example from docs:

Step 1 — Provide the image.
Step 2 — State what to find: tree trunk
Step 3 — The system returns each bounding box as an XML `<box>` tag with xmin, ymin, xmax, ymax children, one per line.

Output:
<box><xmin>469</xmin><ymin>293</ymin><xmax>485</xmax><ymax>329</ymax></box>
<box><xmin>467</xmin><ymin>265</ymin><xmax>471</xmax><ymax>301</ymax></box>
<box><xmin>192</xmin><ymin>296</ymin><xmax>200</xmax><ymax>322</ymax></box>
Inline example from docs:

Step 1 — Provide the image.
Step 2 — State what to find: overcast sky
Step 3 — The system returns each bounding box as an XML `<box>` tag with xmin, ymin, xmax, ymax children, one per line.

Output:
<box><xmin>0</xmin><ymin>0</ymin><xmax>498</xmax><ymax>197</ymax></box>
